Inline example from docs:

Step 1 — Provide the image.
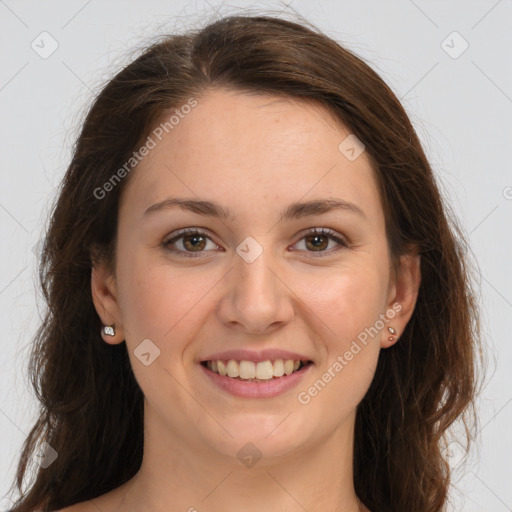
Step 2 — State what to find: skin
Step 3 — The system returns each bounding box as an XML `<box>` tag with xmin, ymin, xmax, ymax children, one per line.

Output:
<box><xmin>68</xmin><ymin>88</ymin><xmax>421</xmax><ymax>512</ymax></box>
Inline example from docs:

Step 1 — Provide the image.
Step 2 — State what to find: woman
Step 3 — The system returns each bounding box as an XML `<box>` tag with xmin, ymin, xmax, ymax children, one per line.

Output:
<box><xmin>7</xmin><ymin>12</ymin><xmax>482</xmax><ymax>512</ymax></box>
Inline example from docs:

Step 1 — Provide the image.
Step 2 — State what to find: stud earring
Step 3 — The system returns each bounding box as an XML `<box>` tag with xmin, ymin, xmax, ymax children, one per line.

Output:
<box><xmin>103</xmin><ymin>324</ymin><xmax>115</xmax><ymax>337</ymax></box>
<box><xmin>387</xmin><ymin>326</ymin><xmax>398</xmax><ymax>342</ymax></box>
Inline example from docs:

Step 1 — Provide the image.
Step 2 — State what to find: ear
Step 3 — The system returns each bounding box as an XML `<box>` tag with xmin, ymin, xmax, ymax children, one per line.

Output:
<box><xmin>91</xmin><ymin>258</ymin><xmax>125</xmax><ymax>345</ymax></box>
<box><xmin>381</xmin><ymin>251</ymin><xmax>421</xmax><ymax>349</ymax></box>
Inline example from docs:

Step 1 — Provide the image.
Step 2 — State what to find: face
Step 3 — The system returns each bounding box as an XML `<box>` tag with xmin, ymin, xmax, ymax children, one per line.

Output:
<box><xmin>92</xmin><ymin>88</ymin><xmax>419</xmax><ymax>464</ymax></box>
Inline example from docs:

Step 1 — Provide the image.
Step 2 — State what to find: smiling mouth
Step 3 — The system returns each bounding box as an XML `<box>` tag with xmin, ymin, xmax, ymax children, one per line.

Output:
<box><xmin>200</xmin><ymin>359</ymin><xmax>313</xmax><ymax>382</ymax></box>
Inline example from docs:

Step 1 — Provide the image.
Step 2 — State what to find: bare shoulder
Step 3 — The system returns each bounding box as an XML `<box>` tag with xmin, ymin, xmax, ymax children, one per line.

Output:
<box><xmin>53</xmin><ymin>497</ymin><xmax>111</xmax><ymax>512</ymax></box>
<box><xmin>53</xmin><ymin>503</ymin><xmax>94</xmax><ymax>512</ymax></box>
<box><xmin>52</xmin><ymin>505</ymin><xmax>83</xmax><ymax>512</ymax></box>
<box><xmin>52</xmin><ymin>480</ymin><xmax>129</xmax><ymax>512</ymax></box>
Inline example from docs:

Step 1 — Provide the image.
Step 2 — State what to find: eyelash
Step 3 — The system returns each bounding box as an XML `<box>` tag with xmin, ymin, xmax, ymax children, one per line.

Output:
<box><xmin>163</xmin><ymin>227</ymin><xmax>349</xmax><ymax>258</ymax></box>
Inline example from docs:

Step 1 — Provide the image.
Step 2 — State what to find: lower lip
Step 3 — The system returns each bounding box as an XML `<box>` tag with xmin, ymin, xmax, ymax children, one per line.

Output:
<box><xmin>200</xmin><ymin>362</ymin><xmax>313</xmax><ymax>399</ymax></box>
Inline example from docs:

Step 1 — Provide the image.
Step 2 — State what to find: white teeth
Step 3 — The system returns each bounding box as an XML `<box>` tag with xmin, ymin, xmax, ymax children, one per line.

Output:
<box><xmin>239</xmin><ymin>360</ymin><xmax>256</xmax><ymax>379</ymax></box>
<box><xmin>255</xmin><ymin>360</ymin><xmax>274</xmax><ymax>380</ymax></box>
<box><xmin>217</xmin><ymin>360</ymin><xmax>227</xmax><ymax>376</ymax></box>
<box><xmin>205</xmin><ymin>358</ymin><xmax>308</xmax><ymax>380</ymax></box>
<box><xmin>273</xmin><ymin>359</ymin><xmax>284</xmax><ymax>377</ymax></box>
<box><xmin>226</xmin><ymin>359</ymin><xmax>239</xmax><ymax>378</ymax></box>
<box><xmin>284</xmin><ymin>360</ymin><xmax>294</xmax><ymax>376</ymax></box>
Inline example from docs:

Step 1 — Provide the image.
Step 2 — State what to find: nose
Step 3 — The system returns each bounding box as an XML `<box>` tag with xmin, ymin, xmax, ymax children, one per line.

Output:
<box><xmin>216</xmin><ymin>244</ymin><xmax>294</xmax><ymax>335</ymax></box>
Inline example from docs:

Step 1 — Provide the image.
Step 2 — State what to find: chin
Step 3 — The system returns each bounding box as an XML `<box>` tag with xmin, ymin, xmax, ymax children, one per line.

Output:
<box><xmin>202</xmin><ymin>414</ymin><xmax>312</xmax><ymax>460</ymax></box>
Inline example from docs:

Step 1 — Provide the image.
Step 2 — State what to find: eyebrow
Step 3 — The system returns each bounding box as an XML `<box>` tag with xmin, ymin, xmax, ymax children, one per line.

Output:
<box><xmin>143</xmin><ymin>197</ymin><xmax>366</xmax><ymax>221</ymax></box>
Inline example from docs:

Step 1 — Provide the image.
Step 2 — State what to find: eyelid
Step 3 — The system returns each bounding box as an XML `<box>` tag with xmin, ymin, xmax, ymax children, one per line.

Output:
<box><xmin>163</xmin><ymin>226</ymin><xmax>349</xmax><ymax>258</ymax></box>
<box><xmin>164</xmin><ymin>226</ymin><xmax>217</xmax><ymax>244</ymax></box>
<box><xmin>290</xmin><ymin>227</ymin><xmax>349</xmax><ymax>256</ymax></box>
<box><xmin>163</xmin><ymin>227</ymin><xmax>220</xmax><ymax>258</ymax></box>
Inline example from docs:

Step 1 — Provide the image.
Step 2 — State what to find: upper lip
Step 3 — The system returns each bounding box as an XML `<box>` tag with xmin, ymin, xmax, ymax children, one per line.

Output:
<box><xmin>200</xmin><ymin>349</ymin><xmax>313</xmax><ymax>364</ymax></box>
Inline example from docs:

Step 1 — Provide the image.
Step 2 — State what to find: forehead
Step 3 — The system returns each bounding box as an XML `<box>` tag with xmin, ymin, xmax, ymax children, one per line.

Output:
<box><xmin>119</xmin><ymin>88</ymin><xmax>382</xmax><ymax>226</ymax></box>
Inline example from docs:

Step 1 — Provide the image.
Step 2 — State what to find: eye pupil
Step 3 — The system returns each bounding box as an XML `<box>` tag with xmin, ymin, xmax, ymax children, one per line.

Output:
<box><xmin>183</xmin><ymin>234</ymin><xmax>206</xmax><ymax>251</ymax></box>
<box><xmin>167</xmin><ymin>228</ymin><xmax>344</xmax><ymax>258</ymax></box>
<box><xmin>306</xmin><ymin>234</ymin><xmax>328</xmax><ymax>251</ymax></box>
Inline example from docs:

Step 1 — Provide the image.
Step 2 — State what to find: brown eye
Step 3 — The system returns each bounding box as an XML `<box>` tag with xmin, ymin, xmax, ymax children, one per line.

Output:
<box><xmin>164</xmin><ymin>229</ymin><xmax>218</xmax><ymax>258</ymax></box>
<box><xmin>181</xmin><ymin>233</ymin><xmax>207</xmax><ymax>251</ymax></box>
<box><xmin>304</xmin><ymin>233</ymin><xmax>330</xmax><ymax>251</ymax></box>
<box><xmin>293</xmin><ymin>228</ymin><xmax>348</xmax><ymax>256</ymax></box>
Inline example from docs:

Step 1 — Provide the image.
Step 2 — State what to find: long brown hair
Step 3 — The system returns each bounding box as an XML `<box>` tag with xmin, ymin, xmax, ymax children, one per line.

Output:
<box><xmin>6</xmin><ymin>11</ymin><xmax>483</xmax><ymax>512</ymax></box>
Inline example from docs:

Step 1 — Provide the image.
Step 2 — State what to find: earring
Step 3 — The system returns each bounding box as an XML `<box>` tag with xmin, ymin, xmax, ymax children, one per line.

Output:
<box><xmin>103</xmin><ymin>324</ymin><xmax>115</xmax><ymax>337</ymax></box>
<box><xmin>387</xmin><ymin>326</ymin><xmax>398</xmax><ymax>342</ymax></box>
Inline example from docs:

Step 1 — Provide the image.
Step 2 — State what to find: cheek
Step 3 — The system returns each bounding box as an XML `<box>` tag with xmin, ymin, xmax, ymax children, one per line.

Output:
<box><xmin>115</xmin><ymin>256</ymin><xmax>211</xmax><ymax>400</ymax></box>
<box><xmin>295</xmin><ymin>267</ymin><xmax>385</xmax><ymax>418</ymax></box>
<box><xmin>297</xmin><ymin>260</ymin><xmax>388</xmax><ymax>343</ymax></box>
<box><xmin>117</xmin><ymin>252</ymin><xmax>217</xmax><ymax>346</ymax></box>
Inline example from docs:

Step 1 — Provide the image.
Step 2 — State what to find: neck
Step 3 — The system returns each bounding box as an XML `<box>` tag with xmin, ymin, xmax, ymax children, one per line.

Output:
<box><xmin>108</xmin><ymin>405</ymin><xmax>367</xmax><ymax>512</ymax></box>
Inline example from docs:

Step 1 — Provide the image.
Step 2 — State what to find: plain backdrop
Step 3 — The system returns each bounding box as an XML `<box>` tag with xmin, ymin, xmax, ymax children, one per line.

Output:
<box><xmin>1</xmin><ymin>1</ymin><xmax>511</xmax><ymax>510</ymax></box>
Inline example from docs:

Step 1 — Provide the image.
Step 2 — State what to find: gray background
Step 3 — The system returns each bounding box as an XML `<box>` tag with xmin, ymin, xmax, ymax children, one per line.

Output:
<box><xmin>1</xmin><ymin>1</ymin><xmax>511</xmax><ymax>510</ymax></box>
